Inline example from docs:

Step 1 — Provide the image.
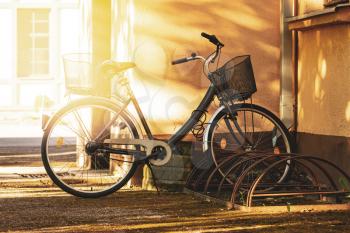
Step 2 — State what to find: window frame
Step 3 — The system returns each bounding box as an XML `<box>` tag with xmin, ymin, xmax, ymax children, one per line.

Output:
<box><xmin>17</xmin><ymin>8</ymin><xmax>51</xmax><ymax>79</ymax></box>
<box><xmin>0</xmin><ymin>0</ymin><xmax>80</xmax><ymax>110</ymax></box>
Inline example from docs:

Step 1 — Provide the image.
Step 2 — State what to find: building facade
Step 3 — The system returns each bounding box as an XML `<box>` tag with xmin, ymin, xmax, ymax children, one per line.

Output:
<box><xmin>287</xmin><ymin>0</ymin><xmax>350</xmax><ymax>171</ymax></box>
<box><xmin>0</xmin><ymin>0</ymin><xmax>82</xmax><ymax>111</ymax></box>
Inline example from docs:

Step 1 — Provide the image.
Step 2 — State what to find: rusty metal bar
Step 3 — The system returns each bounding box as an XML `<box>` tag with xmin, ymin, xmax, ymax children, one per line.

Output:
<box><xmin>253</xmin><ymin>191</ymin><xmax>349</xmax><ymax>197</ymax></box>
<box><xmin>230</xmin><ymin>154</ymin><xmax>288</xmax><ymax>205</ymax></box>
<box><xmin>204</xmin><ymin>155</ymin><xmax>238</xmax><ymax>191</ymax></box>
<box><xmin>246</xmin><ymin>155</ymin><xmax>350</xmax><ymax>207</ymax></box>
<box><xmin>216</xmin><ymin>154</ymin><xmax>267</xmax><ymax>198</ymax></box>
<box><xmin>204</xmin><ymin>152</ymin><xmax>251</xmax><ymax>194</ymax></box>
<box><xmin>186</xmin><ymin>152</ymin><xmax>350</xmax><ymax>210</ymax></box>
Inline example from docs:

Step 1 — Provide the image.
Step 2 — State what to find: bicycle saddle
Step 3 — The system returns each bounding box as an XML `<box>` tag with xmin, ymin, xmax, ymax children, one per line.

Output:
<box><xmin>99</xmin><ymin>60</ymin><xmax>136</xmax><ymax>76</ymax></box>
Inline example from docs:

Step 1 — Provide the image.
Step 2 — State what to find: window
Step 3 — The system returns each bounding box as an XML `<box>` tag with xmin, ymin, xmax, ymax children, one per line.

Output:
<box><xmin>0</xmin><ymin>1</ymin><xmax>80</xmax><ymax>111</ymax></box>
<box><xmin>17</xmin><ymin>8</ymin><xmax>50</xmax><ymax>78</ymax></box>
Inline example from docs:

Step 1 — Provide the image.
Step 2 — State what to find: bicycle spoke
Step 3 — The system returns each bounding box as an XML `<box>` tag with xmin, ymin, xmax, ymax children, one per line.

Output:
<box><xmin>223</xmin><ymin>117</ymin><xmax>244</xmax><ymax>147</ymax></box>
<box><xmin>210</xmin><ymin>105</ymin><xmax>292</xmax><ymax>190</ymax></box>
<box><xmin>73</xmin><ymin>110</ymin><xmax>92</xmax><ymax>141</ymax></box>
<box><xmin>43</xmin><ymin>101</ymin><xmax>138</xmax><ymax>197</ymax></box>
<box><xmin>93</xmin><ymin>113</ymin><xmax>119</xmax><ymax>142</ymax></box>
<box><xmin>58</xmin><ymin>120</ymin><xmax>88</xmax><ymax>141</ymax></box>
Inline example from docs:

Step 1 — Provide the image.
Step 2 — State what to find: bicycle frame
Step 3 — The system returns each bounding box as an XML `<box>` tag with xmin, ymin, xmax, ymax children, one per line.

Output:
<box><xmin>118</xmin><ymin>82</ymin><xmax>217</xmax><ymax>149</ymax></box>
<box><xmin>92</xmin><ymin>33</ymin><xmax>224</xmax><ymax>157</ymax></box>
<box><xmin>121</xmin><ymin>42</ymin><xmax>222</xmax><ymax>150</ymax></box>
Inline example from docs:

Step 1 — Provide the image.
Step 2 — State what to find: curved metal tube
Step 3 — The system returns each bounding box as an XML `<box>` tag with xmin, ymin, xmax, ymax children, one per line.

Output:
<box><xmin>193</xmin><ymin>166</ymin><xmax>215</xmax><ymax>191</ymax></box>
<box><xmin>246</xmin><ymin>155</ymin><xmax>350</xmax><ymax>207</ymax></box>
<box><xmin>185</xmin><ymin>153</ymin><xmax>214</xmax><ymax>187</ymax></box>
<box><xmin>216</xmin><ymin>154</ymin><xmax>267</xmax><ymax>198</ymax></box>
<box><xmin>203</xmin><ymin>152</ymin><xmax>248</xmax><ymax>194</ymax></box>
<box><xmin>204</xmin><ymin>156</ymin><xmax>237</xmax><ymax>193</ymax></box>
<box><xmin>230</xmin><ymin>154</ymin><xmax>290</xmax><ymax>205</ymax></box>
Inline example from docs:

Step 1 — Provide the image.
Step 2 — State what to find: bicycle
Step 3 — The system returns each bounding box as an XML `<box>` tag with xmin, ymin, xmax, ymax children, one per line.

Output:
<box><xmin>41</xmin><ymin>33</ymin><xmax>293</xmax><ymax>198</ymax></box>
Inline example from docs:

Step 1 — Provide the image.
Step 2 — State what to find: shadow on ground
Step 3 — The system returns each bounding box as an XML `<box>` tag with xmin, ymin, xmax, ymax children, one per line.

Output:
<box><xmin>0</xmin><ymin>179</ymin><xmax>350</xmax><ymax>233</ymax></box>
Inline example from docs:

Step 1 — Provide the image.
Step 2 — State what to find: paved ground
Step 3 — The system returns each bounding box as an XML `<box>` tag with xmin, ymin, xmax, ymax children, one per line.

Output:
<box><xmin>1</xmin><ymin>154</ymin><xmax>350</xmax><ymax>233</ymax></box>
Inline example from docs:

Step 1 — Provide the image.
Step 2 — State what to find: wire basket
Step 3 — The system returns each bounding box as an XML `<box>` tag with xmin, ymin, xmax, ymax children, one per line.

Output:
<box><xmin>63</xmin><ymin>53</ymin><xmax>93</xmax><ymax>95</ymax></box>
<box><xmin>209</xmin><ymin>55</ymin><xmax>257</xmax><ymax>102</ymax></box>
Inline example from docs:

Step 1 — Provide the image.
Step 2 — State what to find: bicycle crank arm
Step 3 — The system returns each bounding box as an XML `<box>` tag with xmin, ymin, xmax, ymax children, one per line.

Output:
<box><xmin>103</xmin><ymin>139</ymin><xmax>172</xmax><ymax>166</ymax></box>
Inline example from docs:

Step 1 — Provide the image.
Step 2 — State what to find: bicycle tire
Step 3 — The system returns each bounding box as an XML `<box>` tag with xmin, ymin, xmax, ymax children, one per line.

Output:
<box><xmin>206</xmin><ymin>103</ymin><xmax>294</xmax><ymax>183</ymax></box>
<box><xmin>41</xmin><ymin>97</ymin><xmax>140</xmax><ymax>198</ymax></box>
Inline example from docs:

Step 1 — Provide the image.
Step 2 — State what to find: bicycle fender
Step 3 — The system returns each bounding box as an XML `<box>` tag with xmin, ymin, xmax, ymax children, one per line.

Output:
<box><xmin>202</xmin><ymin>105</ymin><xmax>226</xmax><ymax>152</ymax></box>
<box><xmin>41</xmin><ymin>96</ymin><xmax>142</xmax><ymax>136</ymax></box>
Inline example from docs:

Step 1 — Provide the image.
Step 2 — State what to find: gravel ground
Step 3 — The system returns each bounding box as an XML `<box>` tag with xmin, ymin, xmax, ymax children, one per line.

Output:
<box><xmin>0</xmin><ymin>179</ymin><xmax>349</xmax><ymax>233</ymax></box>
<box><xmin>0</xmin><ymin>154</ymin><xmax>350</xmax><ymax>233</ymax></box>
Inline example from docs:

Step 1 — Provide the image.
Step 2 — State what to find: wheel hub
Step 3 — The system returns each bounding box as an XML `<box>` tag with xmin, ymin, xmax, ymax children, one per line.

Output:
<box><xmin>151</xmin><ymin>146</ymin><xmax>166</xmax><ymax>160</ymax></box>
<box><xmin>85</xmin><ymin>141</ymin><xmax>101</xmax><ymax>155</ymax></box>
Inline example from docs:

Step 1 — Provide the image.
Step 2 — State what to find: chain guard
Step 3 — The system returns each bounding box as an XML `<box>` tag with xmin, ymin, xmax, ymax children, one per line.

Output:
<box><xmin>103</xmin><ymin>139</ymin><xmax>172</xmax><ymax>166</ymax></box>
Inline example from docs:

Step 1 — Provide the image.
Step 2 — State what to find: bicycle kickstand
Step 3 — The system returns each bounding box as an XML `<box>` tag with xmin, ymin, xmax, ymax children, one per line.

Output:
<box><xmin>146</xmin><ymin>160</ymin><xmax>160</xmax><ymax>196</ymax></box>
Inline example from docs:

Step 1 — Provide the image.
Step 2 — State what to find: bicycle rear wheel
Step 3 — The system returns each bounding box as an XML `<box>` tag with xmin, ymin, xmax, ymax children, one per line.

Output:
<box><xmin>41</xmin><ymin>97</ymin><xmax>139</xmax><ymax>198</ymax></box>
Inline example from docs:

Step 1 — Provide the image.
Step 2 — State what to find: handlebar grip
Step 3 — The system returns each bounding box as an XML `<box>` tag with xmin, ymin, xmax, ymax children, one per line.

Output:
<box><xmin>201</xmin><ymin>32</ymin><xmax>224</xmax><ymax>47</ymax></box>
<box><xmin>171</xmin><ymin>57</ymin><xmax>189</xmax><ymax>65</ymax></box>
<box><xmin>201</xmin><ymin>32</ymin><xmax>212</xmax><ymax>40</ymax></box>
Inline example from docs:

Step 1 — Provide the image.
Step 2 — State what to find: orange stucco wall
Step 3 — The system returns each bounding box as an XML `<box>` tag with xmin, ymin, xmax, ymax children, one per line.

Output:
<box><xmin>297</xmin><ymin>24</ymin><xmax>350</xmax><ymax>137</ymax></box>
<box><xmin>131</xmin><ymin>0</ymin><xmax>281</xmax><ymax>134</ymax></box>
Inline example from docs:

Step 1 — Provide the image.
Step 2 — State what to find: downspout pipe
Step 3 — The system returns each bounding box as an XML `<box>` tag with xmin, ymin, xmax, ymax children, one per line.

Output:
<box><xmin>280</xmin><ymin>0</ymin><xmax>295</xmax><ymax>130</ymax></box>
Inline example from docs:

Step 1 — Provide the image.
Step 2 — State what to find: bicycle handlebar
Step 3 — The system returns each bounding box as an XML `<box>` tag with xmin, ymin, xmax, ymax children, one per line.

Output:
<box><xmin>171</xmin><ymin>53</ymin><xmax>198</xmax><ymax>65</ymax></box>
<box><xmin>171</xmin><ymin>33</ymin><xmax>224</xmax><ymax>76</ymax></box>
<box><xmin>171</xmin><ymin>57</ymin><xmax>190</xmax><ymax>65</ymax></box>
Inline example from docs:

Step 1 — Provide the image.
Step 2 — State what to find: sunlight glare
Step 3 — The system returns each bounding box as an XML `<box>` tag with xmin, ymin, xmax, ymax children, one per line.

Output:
<box><xmin>345</xmin><ymin>101</ymin><xmax>350</xmax><ymax>121</ymax></box>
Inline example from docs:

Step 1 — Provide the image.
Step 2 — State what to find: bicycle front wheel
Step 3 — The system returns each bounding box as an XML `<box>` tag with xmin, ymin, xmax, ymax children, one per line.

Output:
<box><xmin>207</xmin><ymin>103</ymin><xmax>293</xmax><ymax>183</ymax></box>
<box><xmin>41</xmin><ymin>97</ymin><xmax>140</xmax><ymax>198</ymax></box>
